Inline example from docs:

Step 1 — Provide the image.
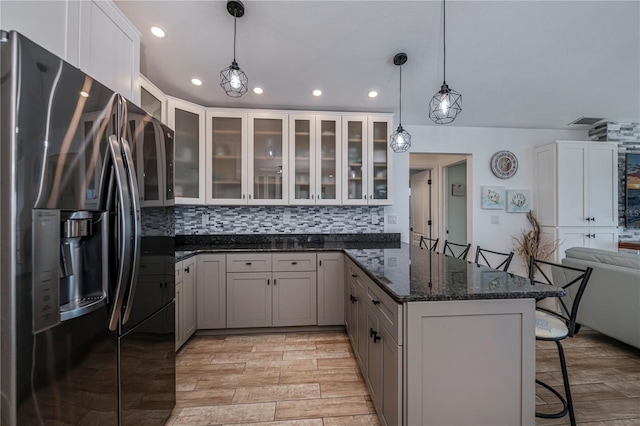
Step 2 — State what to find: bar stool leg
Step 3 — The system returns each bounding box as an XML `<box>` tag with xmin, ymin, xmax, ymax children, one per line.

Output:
<box><xmin>557</xmin><ymin>340</ymin><xmax>576</xmax><ymax>426</ymax></box>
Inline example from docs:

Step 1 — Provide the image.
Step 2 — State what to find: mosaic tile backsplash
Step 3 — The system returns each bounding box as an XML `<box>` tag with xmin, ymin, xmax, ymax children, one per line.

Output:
<box><xmin>589</xmin><ymin>122</ymin><xmax>640</xmax><ymax>233</ymax></box>
<box><xmin>175</xmin><ymin>205</ymin><xmax>385</xmax><ymax>235</ymax></box>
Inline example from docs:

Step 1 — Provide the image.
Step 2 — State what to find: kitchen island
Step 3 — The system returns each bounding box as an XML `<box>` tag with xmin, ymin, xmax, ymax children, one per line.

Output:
<box><xmin>342</xmin><ymin>244</ymin><xmax>563</xmax><ymax>426</ymax></box>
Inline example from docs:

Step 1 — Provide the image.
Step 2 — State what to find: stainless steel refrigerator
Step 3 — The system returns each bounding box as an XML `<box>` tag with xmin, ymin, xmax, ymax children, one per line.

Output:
<box><xmin>0</xmin><ymin>31</ymin><xmax>176</xmax><ymax>425</ymax></box>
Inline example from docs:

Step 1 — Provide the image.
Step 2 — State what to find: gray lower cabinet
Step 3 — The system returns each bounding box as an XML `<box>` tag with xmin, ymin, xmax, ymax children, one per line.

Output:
<box><xmin>226</xmin><ymin>253</ymin><xmax>318</xmax><ymax>328</ymax></box>
<box><xmin>196</xmin><ymin>254</ymin><xmax>226</xmax><ymax>329</ymax></box>
<box><xmin>176</xmin><ymin>257</ymin><xmax>197</xmax><ymax>350</ymax></box>
<box><xmin>345</xmin><ymin>257</ymin><xmax>403</xmax><ymax>426</ymax></box>
<box><xmin>317</xmin><ymin>252</ymin><xmax>345</xmax><ymax>325</ymax></box>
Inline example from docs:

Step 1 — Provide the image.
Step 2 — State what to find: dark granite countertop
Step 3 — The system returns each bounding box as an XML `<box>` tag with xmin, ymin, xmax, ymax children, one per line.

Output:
<box><xmin>344</xmin><ymin>244</ymin><xmax>565</xmax><ymax>303</ymax></box>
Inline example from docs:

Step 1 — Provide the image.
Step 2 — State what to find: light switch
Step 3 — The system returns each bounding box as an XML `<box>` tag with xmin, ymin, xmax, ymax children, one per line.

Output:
<box><xmin>201</xmin><ymin>214</ymin><xmax>210</xmax><ymax>225</ymax></box>
<box><xmin>388</xmin><ymin>215</ymin><xmax>397</xmax><ymax>224</ymax></box>
<box><xmin>490</xmin><ymin>215</ymin><xmax>499</xmax><ymax>225</ymax></box>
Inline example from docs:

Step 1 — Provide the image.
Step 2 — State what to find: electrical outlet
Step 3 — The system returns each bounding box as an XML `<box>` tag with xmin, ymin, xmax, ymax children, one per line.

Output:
<box><xmin>371</xmin><ymin>213</ymin><xmax>379</xmax><ymax>224</ymax></box>
<box><xmin>387</xmin><ymin>215</ymin><xmax>397</xmax><ymax>224</ymax></box>
<box><xmin>490</xmin><ymin>215</ymin><xmax>499</xmax><ymax>225</ymax></box>
<box><xmin>201</xmin><ymin>214</ymin><xmax>210</xmax><ymax>225</ymax></box>
<box><xmin>283</xmin><ymin>213</ymin><xmax>291</xmax><ymax>224</ymax></box>
<box><xmin>388</xmin><ymin>257</ymin><xmax>398</xmax><ymax>268</ymax></box>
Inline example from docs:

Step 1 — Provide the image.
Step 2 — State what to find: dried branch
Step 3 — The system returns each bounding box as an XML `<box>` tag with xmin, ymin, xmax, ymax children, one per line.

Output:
<box><xmin>512</xmin><ymin>210</ymin><xmax>558</xmax><ymax>269</ymax></box>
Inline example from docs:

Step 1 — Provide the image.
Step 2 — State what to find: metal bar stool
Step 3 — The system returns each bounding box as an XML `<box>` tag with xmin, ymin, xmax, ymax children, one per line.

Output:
<box><xmin>474</xmin><ymin>245</ymin><xmax>514</xmax><ymax>271</ymax></box>
<box><xmin>529</xmin><ymin>256</ymin><xmax>593</xmax><ymax>426</ymax></box>
<box><xmin>419</xmin><ymin>235</ymin><xmax>439</xmax><ymax>251</ymax></box>
<box><xmin>442</xmin><ymin>240</ymin><xmax>471</xmax><ymax>260</ymax></box>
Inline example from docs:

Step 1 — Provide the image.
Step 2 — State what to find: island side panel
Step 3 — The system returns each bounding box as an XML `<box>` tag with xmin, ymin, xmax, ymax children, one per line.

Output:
<box><xmin>405</xmin><ymin>298</ymin><xmax>535</xmax><ymax>426</ymax></box>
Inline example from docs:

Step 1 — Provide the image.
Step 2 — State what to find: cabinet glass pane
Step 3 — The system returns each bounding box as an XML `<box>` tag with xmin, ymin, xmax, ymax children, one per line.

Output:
<box><xmin>141</xmin><ymin>87</ymin><xmax>162</xmax><ymax>122</ymax></box>
<box><xmin>253</xmin><ymin>118</ymin><xmax>283</xmax><ymax>201</ymax></box>
<box><xmin>372</xmin><ymin>121</ymin><xmax>388</xmax><ymax>200</ymax></box>
<box><xmin>211</xmin><ymin>117</ymin><xmax>242</xmax><ymax>200</ymax></box>
<box><xmin>142</xmin><ymin>122</ymin><xmax>160</xmax><ymax>202</ymax></box>
<box><xmin>319</xmin><ymin>120</ymin><xmax>337</xmax><ymax>200</ymax></box>
<box><xmin>293</xmin><ymin>119</ymin><xmax>311</xmax><ymax>200</ymax></box>
<box><xmin>164</xmin><ymin>128</ymin><xmax>174</xmax><ymax>202</ymax></box>
<box><xmin>174</xmin><ymin>108</ymin><xmax>200</xmax><ymax>198</ymax></box>
<box><xmin>346</xmin><ymin>120</ymin><xmax>364</xmax><ymax>200</ymax></box>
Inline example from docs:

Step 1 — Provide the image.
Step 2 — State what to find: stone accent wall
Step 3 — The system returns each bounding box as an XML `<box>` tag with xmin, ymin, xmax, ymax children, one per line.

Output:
<box><xmin>589</xmin><ymin>122</ymin><xmax>640</xmax><ymax>237</ymax></box>
<box><xmin>175</xmin><ymin>205</ymin><xmax>385</xmax><ymax>235</ymax></box>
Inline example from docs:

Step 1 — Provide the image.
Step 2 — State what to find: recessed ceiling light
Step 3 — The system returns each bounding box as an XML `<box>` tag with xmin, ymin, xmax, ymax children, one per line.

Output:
<box><xmin>80</xmin><ymin>91</ymin><xmax>89</xmax><ymax>98</ymax></box>
<box><xmin>368</xmin><ymin>91</ymin><xmax>378</xmax><ymax>98</ymax></box>
<box><xmin>191</xmin><ymin>78</ymin><xmax>202</xmax><ymax>86</ymax></box>
<box><xmin>312</xmin><ymin>89</ymin><xmax>322</xmax><ymax>97</ymax></box>
<box><xmin>253</xmin><ymin>87</ymin><xmax>264</xmax><ymax>94</ymax></box>
<box><xmin>150</xmin><ymin>26</ymin><xmax>166</xmax><ymax>38</ymax></box>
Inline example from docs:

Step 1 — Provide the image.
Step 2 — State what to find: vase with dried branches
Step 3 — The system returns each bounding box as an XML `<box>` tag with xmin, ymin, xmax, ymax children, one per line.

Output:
<box><xmin>512</xmin><ymin>210</ymin><xmax>558</xmax><ymax>270</ymax></box>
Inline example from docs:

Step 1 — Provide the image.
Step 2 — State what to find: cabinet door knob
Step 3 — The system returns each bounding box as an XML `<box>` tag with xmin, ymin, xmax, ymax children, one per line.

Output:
<box><xmin>351</xmin><ymin>274</ymin><xmax>358</xmax><ymax>278</ymax></box>
<box><xmin>372</xmin><ymin>300</ymin><xmax>380</xmax><ymax>305</ymax></box>
<box><xmin>184</xmin><ymin>266</ymin><xmax>190</xmax><ymax>273</ymax></box>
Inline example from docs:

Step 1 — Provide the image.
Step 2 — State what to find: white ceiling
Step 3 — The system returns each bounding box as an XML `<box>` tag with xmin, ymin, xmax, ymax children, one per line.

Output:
<box><xmin>115</xmin><ymin>0</ymin><xmax>640</xmax><ymax>130</ymax></box>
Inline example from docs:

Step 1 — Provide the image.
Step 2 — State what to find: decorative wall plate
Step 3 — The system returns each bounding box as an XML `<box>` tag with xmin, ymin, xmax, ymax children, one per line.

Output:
<box><xmin>490</xmin><ymin>150</ymin><xmax>518</xmax><ymax>179</ymax></box>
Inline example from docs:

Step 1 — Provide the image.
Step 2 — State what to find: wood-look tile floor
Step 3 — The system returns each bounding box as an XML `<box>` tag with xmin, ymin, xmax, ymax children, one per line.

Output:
<box><xmin>166</xmin><ymin>330</ymin><xmax>640</xmax><ymax>426</ymax></box>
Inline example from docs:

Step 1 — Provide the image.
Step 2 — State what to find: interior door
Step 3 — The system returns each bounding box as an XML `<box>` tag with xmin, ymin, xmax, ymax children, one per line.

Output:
<box><xmin>410</xmin><ymin>170</ymin><xmax>431</xmax><ymax>247</ymax></box>
<box><xmin>445</xmin><ymin>162</ymin><xmax>467</xmax><ymax>245</ymax></box>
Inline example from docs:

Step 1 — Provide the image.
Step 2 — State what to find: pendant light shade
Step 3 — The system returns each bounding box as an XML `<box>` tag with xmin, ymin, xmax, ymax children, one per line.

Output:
<box><xmin>220</xmin><ymin>0</ymin><xmax>248</xmax><ymax>97</ymax></box>
<box><xmin>429</xmin><ymin>0</ymin><xmax>462</xmax><ymax>124</ymax></box>
<box><xmin>390</xmin><ymin>53</ymin><xmax>411</xmax><ymax>153</ymax></box>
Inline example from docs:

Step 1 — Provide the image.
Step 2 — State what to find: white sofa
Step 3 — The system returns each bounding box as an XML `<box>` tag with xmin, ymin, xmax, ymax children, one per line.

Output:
<box><xmin>561</xmin><ymin>247</ymin><xmax>640</xmax><ymax>349</ymax></box>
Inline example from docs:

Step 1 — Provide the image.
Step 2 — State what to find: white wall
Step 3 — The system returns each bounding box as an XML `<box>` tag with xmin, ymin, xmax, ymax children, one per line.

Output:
<box><xmin>385</xmin><ymin>125</ymin><xmax>587</xmax><ymax>276</ymax></box>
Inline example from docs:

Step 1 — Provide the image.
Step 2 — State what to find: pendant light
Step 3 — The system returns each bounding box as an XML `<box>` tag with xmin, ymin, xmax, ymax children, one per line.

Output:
<box><xmin>428</xmin><ymin>0</ymin><xmax>462</xmax><ymax>124</ymax></box>
<box><xmin>390</xmin><ymin>53</ymin><xmax>411</xmax><ymax>153</ymax></box>
<box><xmin>220</xmin><ymin>0</ymin><xmax>248</xmax><ymax>97</ymax></box>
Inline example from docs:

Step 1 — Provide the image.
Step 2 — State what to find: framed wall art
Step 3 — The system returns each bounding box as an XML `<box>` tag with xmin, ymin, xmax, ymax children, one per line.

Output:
<box><xmin>506</xmin><ymin>189</ymin><xmax>530</xmax><ymax>213</ymax></box>
<box><xmin>481</xmin><ymin>186</ymin><xmax>505</xmax><ymax>209</ymax></box>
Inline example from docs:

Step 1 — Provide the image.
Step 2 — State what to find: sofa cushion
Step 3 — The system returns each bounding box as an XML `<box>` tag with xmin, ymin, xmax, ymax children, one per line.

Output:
<box><xmin>565</xmin><ymin>247</ymin><xmax>640</xmax><ymax>270</ymax></box>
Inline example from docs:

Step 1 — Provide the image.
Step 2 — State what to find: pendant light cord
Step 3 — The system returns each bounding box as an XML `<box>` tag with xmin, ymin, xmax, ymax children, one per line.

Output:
<box><xmin>443</xmin><ymin>0</ymin><xmax>446</xmax><ymax>83</ymax></box>
<box><xmin>399</xmin><ymin>65</ymin><xmax>403</xmax><ymax>126</ymax></box>
<box><xmin>233</xmin><ymin>10</ymin><xmax>238</xmax><ymax>62</ymax></box>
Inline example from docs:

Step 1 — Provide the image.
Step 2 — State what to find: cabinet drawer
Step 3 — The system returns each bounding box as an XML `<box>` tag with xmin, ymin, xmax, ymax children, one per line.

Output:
<box><xmin>272</xmin><ymin>253</ymin><xmax>317</xmax><ymax>272</ymax></box>
<box><xmin>366</xmin><ymin>278</ymin><xmax>403</xmax><ymax>345</ymax></box>
<box><xmin>346</xmin><ymin>259</ymin><xmax>366</xmax><ymax>290</ymax></box>
<box><xmin>226</xmin><ymin>253</ymin><xmax>272</xmax><ymax>272</ymax></box>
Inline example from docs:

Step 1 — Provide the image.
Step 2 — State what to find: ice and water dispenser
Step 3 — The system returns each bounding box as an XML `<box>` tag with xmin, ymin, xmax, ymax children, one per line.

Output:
<box><xmin>32</xmin><ymin>209</ymin><xmax>109</xmax><ymax>333</ymax></box>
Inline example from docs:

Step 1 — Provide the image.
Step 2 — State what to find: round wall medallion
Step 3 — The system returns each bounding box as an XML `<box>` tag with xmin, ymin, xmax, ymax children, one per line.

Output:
<box><xmin>490</xmin><ymin>150</ymin><xmax>518</xmax><ymax>179</ymax></box>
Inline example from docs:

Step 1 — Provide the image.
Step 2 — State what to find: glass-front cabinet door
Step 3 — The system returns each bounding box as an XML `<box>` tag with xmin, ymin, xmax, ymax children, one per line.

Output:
<box><xmin>368</xmin><ymin>116</ymin><xmax>393</xmax><ymax>204</ymax></box>
<box><xmin>289</xmin><ymin>115</ymin><xmax>315</xmax><ymax>204</ymax></box>
<box><xmin>140</xmin><ymin>75</ymin><xmax>167</xmax><ymax>124</ymax></box>
<box><xmin>342</xmin><ymin>116</ymin><xmax>368</xmax><ymax>205</ymax></box>
<box><xmin>206</xmin><ymin>111</ymin><xmax>248</xmax><ymax>204</ymax></box>
<box><xmin>316</xmin><ymin>115</ymin><xmax>341</xmax><ymax>204</ymax></box>
<box><xmin>169</xmin><ymin>98</ymin><xmax>205</xmax><ymax>204</ymax></box>
<box><xmin>248</xmin><ymin>113</ymin><xmax>288</xmax><ymax>204</ymax></box>
<box><xmin>127</xmin><ymin>116</ymin><xmax>164</xmax><ymax>207</ymax></box>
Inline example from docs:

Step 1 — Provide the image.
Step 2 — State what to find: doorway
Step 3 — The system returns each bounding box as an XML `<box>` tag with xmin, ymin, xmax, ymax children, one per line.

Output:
<box><xmin>410</xmin><ymin>169</ymin><xmax>432</xmax><ymax>247</ymax></box>
<box><xmin>444</xmin><ymin>161</ymin><xmax>467</xmax><ymax>245</ymax></box>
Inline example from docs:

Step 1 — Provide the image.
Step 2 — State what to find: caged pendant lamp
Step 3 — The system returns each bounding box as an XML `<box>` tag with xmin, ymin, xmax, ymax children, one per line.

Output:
<box><xmin>220</xmin><ymin>0</ymin><xmax>248</xmax><ymax>97</ymax></box>
<box><xmin>390</xmin><ymin>53</ymin><xmax>411</xmax><ymax>153</ymax></box>
<box><xmin>428</xmin><ymin>0</ymin><xmax>462</xmax><ymax>124</ymax></box>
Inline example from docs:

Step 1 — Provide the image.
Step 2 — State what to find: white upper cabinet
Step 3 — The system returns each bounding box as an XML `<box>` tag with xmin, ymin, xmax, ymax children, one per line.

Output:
<box><xmin>342</xmin><ymin>115</ymin><xmax>393</xmax><ymax>205</ymax></box>
<box><xmin>534</xmin><ymin>141</ymin><xmax>618</xmax><ymax>227</ymax></box>
<box><xmin>289</xmin><ymin>114</ymin><xmax>342</xmax><ymax>205</ymax></box>
<box><xmin>78</xmin><ymin>1</ymin><xmax>141</xmax><ymax>104</ymax></box>
<box><xmin>140</xmin><ymin>75</ymin><xmax>167</xmax><ymax>125</ymax></box>
<box><xmin>248</xmin><ymin>113</ymin><xmax>289</xmax><ymax>205</ymax></box>
<box><xmin>1</xmin><ymin>0</ymin><xmax>140</xmax><ymax>103</ymax></box>
<box><xmin>205</xmin><ymin>110</ymin><xmax>248</xmax><ymax>205</ymax></box>
<box><xmin>169</xmin><ymin>97</ymin><xmax>205</xmax><ymax>204</ymax></box>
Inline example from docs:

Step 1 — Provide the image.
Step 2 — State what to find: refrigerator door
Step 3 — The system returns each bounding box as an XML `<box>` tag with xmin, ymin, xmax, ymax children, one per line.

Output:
<box><xmin>119</xmin><ymin>301</ymin><xmax>176</xmax><ymax>425</ymax></box>
<box><xmin>1</xmin><ymin>31</ymin><xmax>121</xmax><ymax>424</ymax></box>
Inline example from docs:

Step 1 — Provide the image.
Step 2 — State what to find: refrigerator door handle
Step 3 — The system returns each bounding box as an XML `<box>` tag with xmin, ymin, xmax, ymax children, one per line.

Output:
<box><xmin>107</xmin><ymin>134</ymin><xmax>133</xmax><ymax>331</ymax></box>
<box><xmin>120</xmin><ymin>135</ymin><xmax>141</xmax><ymax>325</ymax></box>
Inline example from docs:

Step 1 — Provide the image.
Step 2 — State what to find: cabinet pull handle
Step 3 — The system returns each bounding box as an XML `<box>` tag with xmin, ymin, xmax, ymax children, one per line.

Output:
<box><xmin>351</xmin><ymin>295</ymin><xmax>358</xmax><ymax>304</ymax></box>
<box><xmin>374</xmin><ymin>334</ymin><xmax>381</xmax><ymax>343</ymax></box>
<box><xmin>369</xmin><ymin>194</ymin><xmax>372</xmax><ymax>199</ymax></box>
<box><xmin>363</xmin><ymin>195</ymin><xmax>366</xmax><ymax>199</ymax></box>
<box><xmin>267</xmin><ymin>279</ymin><xmax>270</xmax><ymax>286</ymax></box>
<box><xmin>246</xmin><ymin>262</ymin><xmax>252</xmax><ymax>265</ymax></box>
<box><xmin>273</xmin><ymin>279</ymin><xmax>276</xmax><ymax>286</ymax></box>
<box><xmin>184</xmin><ymin>266</ymin><xmax>190</xmax><ymax>273</ymax></box>
<box><xmin>319</xmin><ymin>260</ymin><xmax>322</xmax><ymax>266</ymax></box>
<box><xmin>291</xmin><ymin>261</ymin><xmax>297</xmax><ymax>265</ymax></box>
<box><xmin>351</xmin><ymin>274</ymin><xmax>358</xmax><ymax>278</ymax></box>
<box><xmin>370</xmin><ymin>328</ymin><xmax>376</xmax><ymax>338</ymax></box>
<box><xmin>242</xmin><ymin>194</ymin><xmax>246</xmax><ymax>199</ymax></box>
<box><xmin>317</xmin><ymin>194</ymin><xmax>320</xmax><ymax>200</ymax></box>
<box><xmin>372</xmin><ymin>300</ymin><xmax>380</xmax><ymax>305</ymax></box>
<box><xmin>311</xmin><ymin>194</ymin><xmax>314</xmax><ymax>199</ymax></box>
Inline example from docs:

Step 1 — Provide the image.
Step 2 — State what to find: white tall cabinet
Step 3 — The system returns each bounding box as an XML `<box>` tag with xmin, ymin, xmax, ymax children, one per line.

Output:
<box><xmin>533</xmin><ymin>140</ymin><xmax>619</xmax><ymax>260</ymax></box>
